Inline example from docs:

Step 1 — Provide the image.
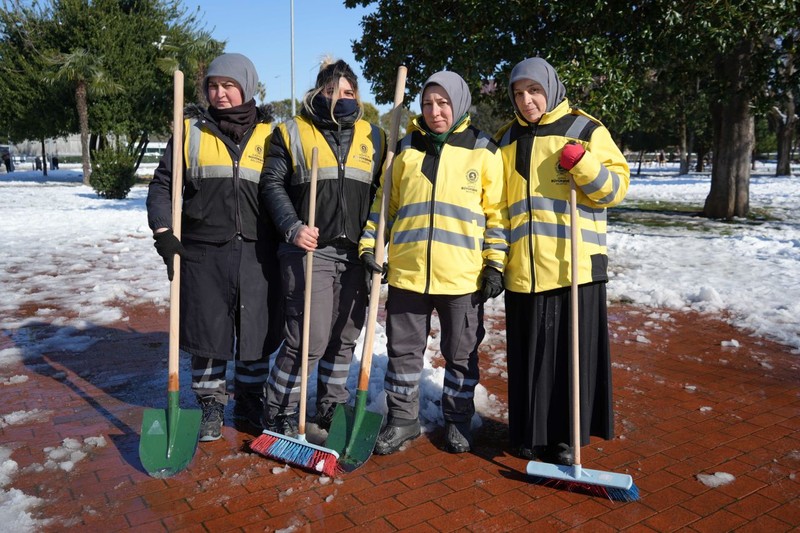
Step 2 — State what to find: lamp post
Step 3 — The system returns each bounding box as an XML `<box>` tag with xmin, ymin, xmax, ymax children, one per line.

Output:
<box><xmin>290</xmin><ymin>0</ymin><xmax>296</xmax><ymax>116</ymax></box>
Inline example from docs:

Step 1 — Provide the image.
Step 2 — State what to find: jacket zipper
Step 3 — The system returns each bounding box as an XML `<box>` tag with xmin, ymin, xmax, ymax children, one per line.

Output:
<box><xmin>424</xmin><ymin>148</ymin><xmax>441</xmax><ymax>294</ymax></box>
<box><xmin>526</xmin><ymin>124</ymin><xmax>537</xmax><ymax>291</ymax></box>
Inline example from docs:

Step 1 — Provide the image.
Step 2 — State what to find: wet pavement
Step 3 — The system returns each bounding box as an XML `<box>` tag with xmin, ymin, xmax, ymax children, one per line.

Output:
<box><xmin>1</xmin><ymin>302</ymin><xmax>798</xmax><ymax>531</ymax></box>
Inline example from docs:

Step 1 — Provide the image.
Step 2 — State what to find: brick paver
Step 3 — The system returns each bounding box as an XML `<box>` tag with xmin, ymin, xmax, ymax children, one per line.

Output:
<box><xmin>0</xmin><ymin>302</ymin><xmax>798</xmax><ymax>531</ymax></box>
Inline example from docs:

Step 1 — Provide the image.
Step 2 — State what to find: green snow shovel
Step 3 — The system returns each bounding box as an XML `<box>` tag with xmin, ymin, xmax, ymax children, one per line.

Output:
<box><xmin>140</xmin><ymin>70</ymin><xmax>202</xmax><ymax>478</ymax></box>
<box><xmin>326</xmin><ymin>66</ymin><xmax>407</xmax><ymax>471</ymax></box>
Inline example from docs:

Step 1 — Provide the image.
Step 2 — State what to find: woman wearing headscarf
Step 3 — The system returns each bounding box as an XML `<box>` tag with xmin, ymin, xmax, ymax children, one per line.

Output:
<box><xmin>494</xmin><ymin>57</ymin><xmax>630</xmax><ymax>464</ymax></box>
<box><xmin>360</xmin><ymin>70</ymin><xmax>508</xmax><ymax>455</ymax></box>
<box><xmin>259</xmin><ymin>59</ymin><xmax>386</xmax><ymax>436</ymax></box>
<box><xmin>147</xmin><ymin>53</ymin><xmax>284</xmax><ymax>441</ymax></box>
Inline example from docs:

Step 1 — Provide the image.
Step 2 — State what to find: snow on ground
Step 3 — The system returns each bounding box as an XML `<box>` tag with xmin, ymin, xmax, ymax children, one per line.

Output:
<box><xmin>0</xmin><ymin>161</ymin><xmax>798</xmax><ymax>525</ymax></box>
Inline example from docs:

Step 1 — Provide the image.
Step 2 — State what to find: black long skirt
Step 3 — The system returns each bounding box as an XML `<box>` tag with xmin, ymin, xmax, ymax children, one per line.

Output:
<box><xmin>505</xmin><ymin>282</ymin><xmax>614</xmax><ymax>449</ymax></box>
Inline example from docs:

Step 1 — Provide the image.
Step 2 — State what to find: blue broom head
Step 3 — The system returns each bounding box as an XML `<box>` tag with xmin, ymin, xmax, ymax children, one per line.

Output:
<box><xmin>526</xmin><ymin>461</ymin><xmax>640</xmax><ymax>502</ymax></box>
<box><xmin>250</xmin><ymin>430</ymin><xmax>339</xmax><ymax>477</ymax></box>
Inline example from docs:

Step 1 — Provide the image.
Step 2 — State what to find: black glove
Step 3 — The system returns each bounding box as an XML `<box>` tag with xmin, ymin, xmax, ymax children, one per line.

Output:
<box><xmin>361</xmin><ymin>252</ymin><xmax>385</xmax><ymax>276</ymax></box>
<box><xmin>480</xmin><ymin>266</ymin><xmax>504</xmax><ymax>302</ymax></box>
<box><xmin>362</xmin><ymin>252</ymin><xmax>387</xmax><ymax>291</ymax></box>
<box><xmin>153</xmin><ymin>229</ymin><xmax>195</xmax><ymax>281</ymax></box>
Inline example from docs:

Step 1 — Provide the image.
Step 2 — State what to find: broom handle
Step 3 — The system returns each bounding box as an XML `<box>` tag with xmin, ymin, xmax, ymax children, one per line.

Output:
<box><xmin>570</xmin><ymin>179</ymin><xmax>581</xmax><ymax>467</ymax></box>
<box><xmin>357</xmin><ymin>65</ymin><xmax>407</xmax><ymax>391</ymax></box>
<box><xmin>299</xmin><ymin>148</ymin><xmax>319</xmax><ymax>435</ymax></box>
<box><xmin>168</xmin><ymin>70</ymin><xmax>184</xmax><ymax>395</ymax></box>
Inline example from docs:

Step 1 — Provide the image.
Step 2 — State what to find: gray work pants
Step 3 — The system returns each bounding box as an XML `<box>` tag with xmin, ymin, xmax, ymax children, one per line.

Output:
<box><xmin>384</xmin><ymin>287</ymin><xmax>485</xmax><ymax>424</ymax></box>
<box><xmin>265</xmin><ymin>248</ymin><xmax>367</xmax><ymax>418</ymax></box>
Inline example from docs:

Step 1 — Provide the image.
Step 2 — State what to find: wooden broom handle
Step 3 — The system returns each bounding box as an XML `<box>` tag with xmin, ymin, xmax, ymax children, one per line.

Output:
<box><xmin>570</xmin><ymin>180</ymin><xmax>581</xmax><ymax>466</ymax></box>
<box><xmin>299</xmin><ymin>148</ymin><xmax>319</xmax><ymax>434</ymax></box>
<box><xmin>357</xmin><ymin>65</ymin><xmax>407</xmax><ymax>391</ymax></box>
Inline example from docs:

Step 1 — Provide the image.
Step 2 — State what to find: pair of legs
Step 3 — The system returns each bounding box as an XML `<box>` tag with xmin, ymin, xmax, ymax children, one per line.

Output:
<box><xmin>264</xmin><ymin>249</ymin><xmax>367</xmax><ymax>432</ymax></box>
<box><xmin>377</xmin><ymin>287</ymin><xmax>484</xmax><ymax>454</ymax></box>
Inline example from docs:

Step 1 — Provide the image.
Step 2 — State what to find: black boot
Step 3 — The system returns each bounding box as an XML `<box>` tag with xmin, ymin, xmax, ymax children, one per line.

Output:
<box><xmin>232</xmin><ymin>391</ymin><xmax>264</xmax><ymax>429</ymax></box>
<box><xmin>263</xmin><ymin>413</ymin><xmax>299</xmax><ymax>439</ymax></box>
<box><xmin>198</xmin><ymin>397</ymin><xmax>225</xmax><ymax>442</ymax></box>
<box><xmin>314</xmin><ymin>403</ymin><xmax>340</xmax><ymax>432</ymax></box>
<box><xmin>444</xmin><ymin>421</ymin><xmax>473</xmax><ymax>454</ymax></box>
<box><xmin>374</xmin><ymin>419</ymin><xmax>421</xmax><ymax>455</ymax></box>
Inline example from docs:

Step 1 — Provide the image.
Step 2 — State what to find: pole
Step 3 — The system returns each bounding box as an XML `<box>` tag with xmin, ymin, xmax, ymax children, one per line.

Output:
<box><xmin>290</xmin><ymin>0</ymin><xmax>296</xmax><ymax>116</ymax></box>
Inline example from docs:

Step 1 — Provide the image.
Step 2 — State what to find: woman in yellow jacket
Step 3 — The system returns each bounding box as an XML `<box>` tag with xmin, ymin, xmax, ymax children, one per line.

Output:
<box><xmin>495</xmin><ymin>57</ymin><xmax>629</xmax><ymax>464</ymax></box>
<box><xmin>360</xmin><ymin>71</ymin><xmax>508</xmax><ymax>455</ymax></box>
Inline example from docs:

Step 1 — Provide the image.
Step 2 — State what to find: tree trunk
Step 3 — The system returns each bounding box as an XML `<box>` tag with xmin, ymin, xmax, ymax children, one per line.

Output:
<box><xmin>703</xmin><ymin>44</ymin><xmax>754</xmax><ymax>220</ymax></box>
<box><xmin>775</xmin><ymin>95</ymin><xmax>796</xmax><ymax>176</ymax></box>
<box><xmin>679</xmin><ymin>113</ymin><xmax>690</xmax><ymax>174</ymax></box>
<box><xmin>40</xmin><ymin>138</ymin><xmax>48</xmax><ymax>177</ymax></box>
<box><xmin>76</xmin><ymin>81</ymin><xmax>91</xmax><ymax>184</ymax></box>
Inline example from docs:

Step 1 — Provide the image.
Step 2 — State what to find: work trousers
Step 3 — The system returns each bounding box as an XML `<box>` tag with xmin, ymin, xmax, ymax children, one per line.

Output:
<box><xmin>384</xmin><ymin>287</ymin><xmax>485</xmax><ymax>424</ymax></box>
<box><xmin>191</xmin><ymin>355</ymin><xmax>271</xmax><ymax>405</ymax></box>
<box><xmin>265</xmin><ymin>249</ymin><xmax>367</xmax><ymax>418</ymax></box>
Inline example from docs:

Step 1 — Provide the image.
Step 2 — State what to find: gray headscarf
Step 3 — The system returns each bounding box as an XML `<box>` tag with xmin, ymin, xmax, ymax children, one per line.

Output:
<box><xmin>507</xmin><ymin>57</ymin><xmax>566</xmax><ymax>114</ymax></box>
<box><xmin>421</xmin><ymin>71</ymin><xmax>472</xmax><ymax>121</ymax></box>
<box><xmin>204</xmin><ymin>53</ymin><xmax>259</xmax><ymax>103</ymax></box>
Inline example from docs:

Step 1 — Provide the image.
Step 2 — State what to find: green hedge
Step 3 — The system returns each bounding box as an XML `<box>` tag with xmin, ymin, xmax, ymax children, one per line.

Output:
<box><xmin>89</xmin><ymin>147</ymin><xmax>137</xmax><ymax>199</ymax></box>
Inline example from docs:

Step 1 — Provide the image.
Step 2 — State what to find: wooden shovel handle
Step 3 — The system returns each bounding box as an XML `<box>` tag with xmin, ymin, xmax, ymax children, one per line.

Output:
<box><xmin>357</xmin><ymin>66</ymin><xmax>407</xmax><ymax>392</ymax></box>
<box><xmin>168</xmin><ymin>70</ymin><xmax>184</xmax><ymax>394</ymax></box>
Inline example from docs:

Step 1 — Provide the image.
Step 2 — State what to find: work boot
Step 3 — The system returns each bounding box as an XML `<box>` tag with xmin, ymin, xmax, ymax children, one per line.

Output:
<box><xmin>232</xmin><ymin>392</ymin><xmax>264</xmax><ymax>428</ymax></box>
<box><xmin>444</xmin><ymin>421</ymin><xmax>473</xmax><ymax>454</ymax></box>
<box><xmin>263</xmin><ymin>413</ymin><xmax>299</xmax><ymax>439</ymax></box>
<box><xmin>374</xmin><ymin>419</ymin><xmax>421</xmax><ymax>455</ymax></box>
<box><xmin>544</xmin><ymin>443</ymin><xmax>574</xmax><ymax>466</ymax></box>
<box><xmin>198</xmin><ymin>397</ymin><xmax>225</xmax><ymax>442</ymax></box>
<box><xmin>314</xmin><ymin>403</ymin><xmax>341</xmax><ymax>432</ymax></box>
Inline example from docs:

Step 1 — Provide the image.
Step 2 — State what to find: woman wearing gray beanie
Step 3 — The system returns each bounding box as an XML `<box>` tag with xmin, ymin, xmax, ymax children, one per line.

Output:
<box><xmin>147</xmin><ymin>53</ymin><xmax>283</xmax><ymax>442</ymax></box>
<box><xmin>495</xmin><ymin>57</ymin><xmax>629</xmax><ymax>465</ymax></box>
<box><xmin>359</xmin><ymin>70</ymin><xmax>509</xmax><ymax>455</ymax></box>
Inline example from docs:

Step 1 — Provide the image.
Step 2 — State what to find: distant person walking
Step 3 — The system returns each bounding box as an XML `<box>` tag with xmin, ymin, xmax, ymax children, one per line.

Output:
<box><xmin>1</xmin><ymin>151</ymin><xmax>12</xmax><ymax>173</ymax></box>
<box><xmin>51</xmin><ymin>155</ymin><xmax>59</xmax><ymax>170</ymax></box>
<box><xmin>146</xmin><ymin>53</ymin><xmax>284</xmax><ymax>442</ymax></box>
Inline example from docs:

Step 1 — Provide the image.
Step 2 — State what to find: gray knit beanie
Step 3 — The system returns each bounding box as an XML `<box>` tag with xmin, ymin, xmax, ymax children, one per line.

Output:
<box><xmin>204</xmin><ymin>53</ymin><xmax>259</xmax><ymax>103</ymax></box>
<box><xmin>421</xmin><ymin>71</ymin><xmax>472</xmax><ymax>120</ymax></box>
<box><xmin>507</xmin><ymin>57</ymin><xmax>566</xmax><ymax>114</ymax></box>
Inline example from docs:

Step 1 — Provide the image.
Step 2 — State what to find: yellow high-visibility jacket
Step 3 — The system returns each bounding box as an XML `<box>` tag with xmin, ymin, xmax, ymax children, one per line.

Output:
<box><xmin>495</xmin><ymin>99</ymin><xmax>629</xmax><ymax>293</ymax></box>
<box><xmin>360</xmin><ymin>115</ymin><xmax>509</xmax><ymax>295</ymax></box>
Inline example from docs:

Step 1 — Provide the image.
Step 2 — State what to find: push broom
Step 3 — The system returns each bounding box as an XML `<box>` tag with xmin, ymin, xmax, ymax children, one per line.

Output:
<box><xmin>249</xmin><ymin>148</ymin><xmax>339</xmax><ymax>476</ymax></box>
<box><xmin>525</xmin><ymin>178</ymin><xmax>639</xmax><ymax>501</ymax></box>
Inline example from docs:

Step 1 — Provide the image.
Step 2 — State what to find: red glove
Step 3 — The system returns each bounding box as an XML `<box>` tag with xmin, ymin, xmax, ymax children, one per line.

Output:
<box><xmin>560</xmin><ymin>142</ymin><xmax>586</xmax><ymax>171</ymax></box>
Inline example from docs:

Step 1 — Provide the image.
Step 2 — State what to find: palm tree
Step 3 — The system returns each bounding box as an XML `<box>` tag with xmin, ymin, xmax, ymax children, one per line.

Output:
<box><xmin>45</xmin><ymin>48</ymin><xmax>121</xmax><ymax>184</ymax></box>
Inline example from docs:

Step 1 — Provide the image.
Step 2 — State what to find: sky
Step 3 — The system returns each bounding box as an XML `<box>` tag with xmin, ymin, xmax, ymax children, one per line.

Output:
<box><xmin>1</xmin><ymin>161</ymin><xmax>799</xmax><ymax>528</ymax></box>
<box><xmin>182</xmin><ymin>0</ymin><xmax>393</xmax><ymax>113</ymax></box>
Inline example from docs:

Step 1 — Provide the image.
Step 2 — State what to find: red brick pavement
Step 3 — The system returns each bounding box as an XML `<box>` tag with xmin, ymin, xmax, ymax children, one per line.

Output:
<box><xmin>1</xmin><ymin>303</ymin><xmax>798</xmax><ymax>531</ymax></box>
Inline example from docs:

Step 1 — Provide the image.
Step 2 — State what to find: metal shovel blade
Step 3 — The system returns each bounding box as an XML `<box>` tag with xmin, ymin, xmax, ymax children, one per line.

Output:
<box><xmin>139</xmin><ymin>391</ymin><xmax>201</xmax><ymax>478</ymax></box>
<box><xmin>325</xmin><ymin>391</ymin><xmax>383</xmax><ymax>472</ymax></box>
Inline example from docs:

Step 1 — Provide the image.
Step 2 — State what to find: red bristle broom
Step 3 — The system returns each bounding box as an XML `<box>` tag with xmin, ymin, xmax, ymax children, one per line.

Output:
<box><xmin>249</xmin><ymin>148</ymin><xmax>339</xmax><ymax>476</ymax></box>
<box><xmin>525</xmin><ymin>177</ymin><xmax>639</xmax><ymax>502</ymax></box>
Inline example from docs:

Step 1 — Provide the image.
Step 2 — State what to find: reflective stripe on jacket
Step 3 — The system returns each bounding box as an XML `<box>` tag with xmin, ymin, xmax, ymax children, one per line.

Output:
<box><xmin>276</xmin><ymin>115</ymin><xmax>384</xmax><ymax>244</ymax></box>
<box><xmin>360</xmin><ymin>115</ymin><xmax>508</xmax><ymax>295</ymax></box>
<box><xmin>181</xmin><ymin>118</ymin><xmax>272</xmax><ymax>242</ymax></box>
<box><xmin>495</xmin><ymin>99</ymin><xmax>629</xmax><ymax>293</ymax></box>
